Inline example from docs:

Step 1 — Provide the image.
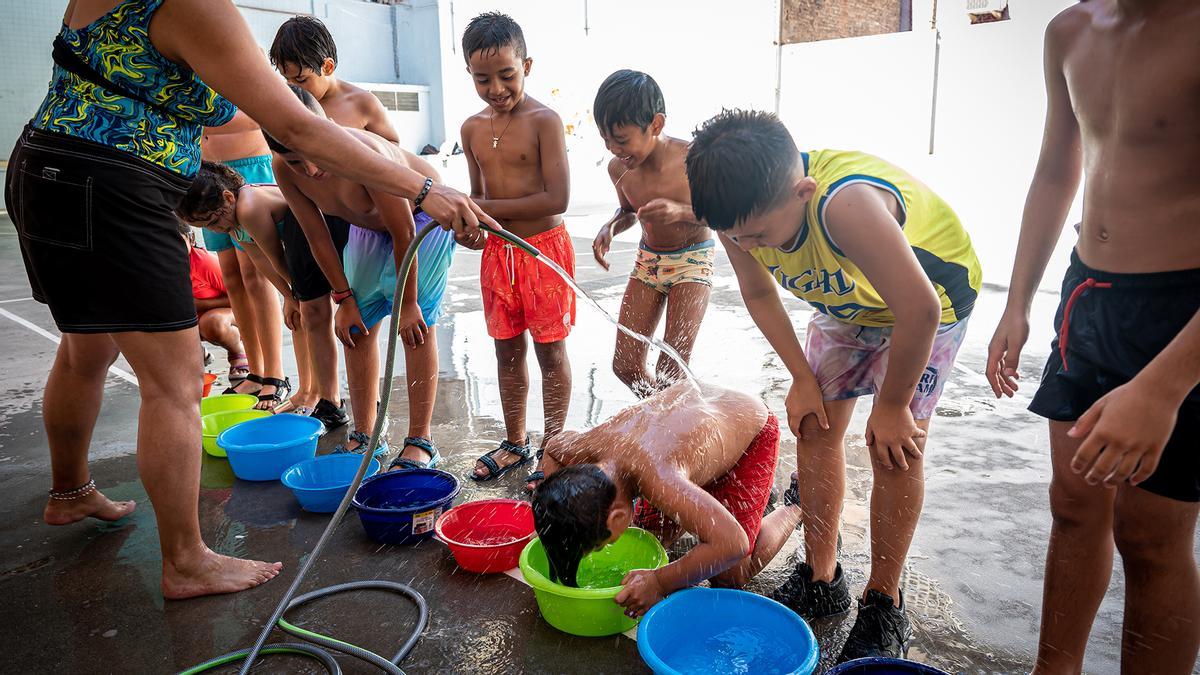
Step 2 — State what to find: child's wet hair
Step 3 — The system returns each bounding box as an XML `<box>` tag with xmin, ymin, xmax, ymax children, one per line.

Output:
<box><xmin>263</xmin><ymin>84</ymin><xmax>323</xmax><ymax>154</ymax></box>
<box><xmin>176</xmin><ymin>161</ymin><xmax>245</xmax><ymax>222</ymax></box>
<box><xmin>270</xmin><ymin>16</ymin><xmax>338</xmax><ymax>73</ymax></box>
<box><xmin>462</xmin><ymin>12</ymin><xmax>527</xmax><ymax>63</ymax></box>
<box><xmin>686</xmin><ymin>109</ymin><xmax>800</xmax><ymax>231</ymax></box>
<box><xmin>593</xmin><ymin>70</ymin><xmax>665</xmax><ymax>136</ymax></box>
<box><xmin>531</xmin><ymin>465</ymin><xmax>616</xmax><ymax>587</ymax></box>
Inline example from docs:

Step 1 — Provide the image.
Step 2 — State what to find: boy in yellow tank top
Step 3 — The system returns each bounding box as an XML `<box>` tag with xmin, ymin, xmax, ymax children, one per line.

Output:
<box><xmin>687</xmin><ymin>110</ymin><xmax>981</xmax><ymax>661</ymax></box>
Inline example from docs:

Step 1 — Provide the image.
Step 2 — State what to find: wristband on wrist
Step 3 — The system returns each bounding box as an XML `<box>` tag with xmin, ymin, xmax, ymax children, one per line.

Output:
<box><xmin>413</xmin><ymin>177</ymin><xmax>433</xmax><ymax>209</ymax></box>
<box><xmin>331</xmin><ymin>288</ymin><xmax>355</xmax><ymax>304</ymax></box>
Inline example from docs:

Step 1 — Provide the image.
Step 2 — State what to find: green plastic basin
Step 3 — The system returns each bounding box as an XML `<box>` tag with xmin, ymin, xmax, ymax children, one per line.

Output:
<box><xmin>200</xmin><ymin>393</ymin><xmax>257</xmax><ymax>417</ymax></box>
<box><xmin>519</xmin><ymin>527</ymin><xmax>668</xmax><ymax>637</ymax></box>
<box><xmin>201</xmin><ymin>409</ymin><xmax>271</xmax><ymax>457</ymax></box>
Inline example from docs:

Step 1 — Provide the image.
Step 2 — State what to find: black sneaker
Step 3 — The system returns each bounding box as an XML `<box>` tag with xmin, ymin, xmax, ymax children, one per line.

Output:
<box><xmin>770</xmin><ymin>562</ymin><xmax>852</xmax><ymax>619</ymax></box>
<box><xmin>837</xmin><ymin>589</ymin><xmax>912</xmax><ymax>661</ymax></box>
<box><xmin>311</xmin><ymin>398</ymin><xmax>350</xmax><ymax>431</ymax></box>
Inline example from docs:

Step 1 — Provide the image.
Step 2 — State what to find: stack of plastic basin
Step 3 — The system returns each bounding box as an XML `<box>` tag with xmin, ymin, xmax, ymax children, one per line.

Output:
<box><xmin>217</xmin><ymin>414</ymin><xmax>323</xmax><ymax>481</ymax></box>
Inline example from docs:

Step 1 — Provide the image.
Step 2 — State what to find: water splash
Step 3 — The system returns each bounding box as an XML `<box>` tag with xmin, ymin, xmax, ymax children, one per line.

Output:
<box><xmin>533</xmin><ymin>254</ymin><xmax>699</xmax><ymax>385</ymax></box>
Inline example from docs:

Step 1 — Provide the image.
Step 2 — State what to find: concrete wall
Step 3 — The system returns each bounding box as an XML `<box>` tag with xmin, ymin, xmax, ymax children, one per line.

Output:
<box><xmin>0</xmin><ymin>0</ymin><xmax>441</xmax><ymax>169</ymax></box>
<box><xmin>0</xmin><ymin>0</ymin><xmax>71</xmax><ymax>159</ymax></box>
<box><xmin>779</xmin><ymin>0</ymin><xmax>1080</xmax><ymax>286</ymax></box>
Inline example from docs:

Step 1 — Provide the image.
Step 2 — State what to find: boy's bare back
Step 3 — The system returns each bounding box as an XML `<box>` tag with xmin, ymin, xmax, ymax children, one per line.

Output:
<box><xmin>608</xmin><ymin>137</ymin><xmax>708</xmax><ymax>251</ymax></box>
<box><xmin>1052</xmin><ymin>0</ymin><xmax>1200</xmax><ymax>272</ymax></box>
<box><xmin>281</xmin><ymin>128</ymin><xmax>436</xmax><ymax>231</ymax></box>
<box><xmin>556</xmin><ymin>383</ymin><xmax>767</xmax><ymax>489</ymax></box>
<box><xmin>462</xmin><ymin>95</ymin><xmax>566</xmax><ymax>238</ymax></box>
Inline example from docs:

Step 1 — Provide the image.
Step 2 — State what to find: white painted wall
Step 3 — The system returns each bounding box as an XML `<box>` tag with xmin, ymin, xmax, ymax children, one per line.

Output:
<box><xmin>778</xmin><ymin>0</ymin><xmax>1080</xmax><ymax>287</ymax></box>
<box><xmin>425</xmin><ymin>0</ymin><xmax>780</xmax><ymax>206</ymax></box>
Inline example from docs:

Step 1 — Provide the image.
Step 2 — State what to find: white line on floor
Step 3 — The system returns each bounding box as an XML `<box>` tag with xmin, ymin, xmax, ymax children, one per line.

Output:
<box><xmin>0</xmin><ymin>297</ymin><xmax>33</xmax><ymax>304</ymax></box>
<box><xmin>0</xmin><ymin>307</ymin><xmax>139</xmax><ymax>386</ymax></box>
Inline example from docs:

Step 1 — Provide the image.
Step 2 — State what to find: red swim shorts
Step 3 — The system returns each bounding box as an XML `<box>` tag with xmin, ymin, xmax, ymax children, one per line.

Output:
<box><xmin>481</xmin><ymin>223</ymin><xmax>576</xmax><ymax>343</ymax></box>
<box><xmin>635</xmin><ymin>412</ymin><xmax>780</xmax><ymax>554</ymax></box>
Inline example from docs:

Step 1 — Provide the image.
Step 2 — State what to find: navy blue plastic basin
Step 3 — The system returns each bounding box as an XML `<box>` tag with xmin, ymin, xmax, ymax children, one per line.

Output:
<box><xmin>352</xmin><ymin>469</ymin><xmax>461</xmax><ymax>545</ymax></box>
<box><xmin>827</xmin><ymin>658</ymin><xmax>951</xmax><ymax>674</ymax></box>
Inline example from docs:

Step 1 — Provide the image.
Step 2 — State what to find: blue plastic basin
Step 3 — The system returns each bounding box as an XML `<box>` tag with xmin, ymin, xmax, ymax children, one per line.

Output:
<box><xmin>827</xmin><ymin>658</ymin><xmax>950</xmax><ymax>674</ymax></box>
<box><xmin>217</xmin><ymin>414</ymin><xmax>324</xmax><ymax>481</ymax></box>
<box><xmin>638</xmin><ymin>587</ymin><xmax>819</xmax><ymax>675</ymax></box>
<box><xmin>282</xmin><ymin>454</ymin><xmax>380</xmax><ymax>513</ymax></box>
<box><xmin>352</xmin><ymin>469</ymin><xmax>461</xmax><ymax>545</ymax></box>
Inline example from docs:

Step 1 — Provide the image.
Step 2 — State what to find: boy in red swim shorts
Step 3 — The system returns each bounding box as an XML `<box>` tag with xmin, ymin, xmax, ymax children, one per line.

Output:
<box><xmin>532</xmin><ymin>382</ymin><xmax>801</xmax><ymax>617</ymax></box>
<box><xmin>460</xmin><ymin>13</ymin><xmax>575</xmax><ymax>490</ymax></box>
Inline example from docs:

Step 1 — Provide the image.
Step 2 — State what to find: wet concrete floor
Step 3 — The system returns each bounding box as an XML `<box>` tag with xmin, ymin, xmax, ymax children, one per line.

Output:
<box><xmin>0</xmin><ymin>211</ymin><xmax>1195</xmax><ymax>674</ymax></box>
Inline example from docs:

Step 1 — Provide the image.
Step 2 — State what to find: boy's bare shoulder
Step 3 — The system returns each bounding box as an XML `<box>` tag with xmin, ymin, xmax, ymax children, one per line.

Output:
<box><xmin>1047</xmin><ymin>1</ymin><xmax>1092</xmax><ymax>44</ymax></box>
<box><xmin>606</xmin><ymin>157</ymin><xmax>626</xmax><ymax>182</ymax></box>
<box><xmin>343</xmin><ymin>84</ymin><xmax>389</xmax><ymax>116</ymax></box>
<box><xmin>519</xmin><ymin>97</ymin><xmax>563</xmax><ymax>126</ymax></box>
<box><xmin>460</xmin><ymin>109</ymin><xmax>490</xmax><ymax>135</ymax></box>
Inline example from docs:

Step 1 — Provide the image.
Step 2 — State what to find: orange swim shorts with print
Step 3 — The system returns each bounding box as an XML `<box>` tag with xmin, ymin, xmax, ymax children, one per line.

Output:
<box><xmin>481</xmin><ymin>223</ymin><xmax>577</xmax><ymax>343</ymax></box>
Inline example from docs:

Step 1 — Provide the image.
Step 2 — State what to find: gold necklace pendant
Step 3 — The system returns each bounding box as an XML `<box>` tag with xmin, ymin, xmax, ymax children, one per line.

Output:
<box><xmin>492</xmin><ymin>137</ymin><xmax>499</xmax><ymax>149</ymax></box>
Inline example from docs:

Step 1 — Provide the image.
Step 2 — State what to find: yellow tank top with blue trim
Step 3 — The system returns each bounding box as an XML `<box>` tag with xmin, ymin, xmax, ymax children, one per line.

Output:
<box><xmin>750</xmin><ymin>149</ymin><xmax>981</xmax><ymax>327</ymax></box>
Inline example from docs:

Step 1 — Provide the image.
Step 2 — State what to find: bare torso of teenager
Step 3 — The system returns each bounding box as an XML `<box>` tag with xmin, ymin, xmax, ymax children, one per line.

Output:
<box><xmin>320</xmin><ymin>83</ymin><xmax>392</xmax><ymax>138</ymax></box>
<box><xmin>463</xmin><ymin>96</ymin><xmax>562</xmax><ymax>239</ymax></box>
<box><xmin>612</xmin><ymin>137</ymin><xmax>711</xmax><ymax>251</ymax></box>
<box><xmin>552</xmin><ymin>383</ymin><xmax>767</xmax><ymax>491</ymax></box>
<box><xmin>202</xmin><ymin>127</ymin><xmax>270</xmax><ymax>162</ymax></box>
<box><xmin>288</xmin><ymin>129</ymin><xmax>439</xmax><ymax>231</ymax></box>
<box><xmin>1060</xmin><ymin>0</ymin><xmax>1200</xmax><ymax>272</ymax></box>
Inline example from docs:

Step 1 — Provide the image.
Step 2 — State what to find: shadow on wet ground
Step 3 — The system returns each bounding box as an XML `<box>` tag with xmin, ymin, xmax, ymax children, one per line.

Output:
<box><xmin>0</xmin><ymin>213</ymin><xmax>1195</xmax><ymax>673</ymax></box>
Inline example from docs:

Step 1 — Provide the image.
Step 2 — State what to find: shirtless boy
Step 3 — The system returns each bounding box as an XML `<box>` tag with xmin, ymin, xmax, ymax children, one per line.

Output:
<box><xmin>987</xmin><ymin>2</ymin><xmax>1200</xmax><ymax>671</ymax></box>
<box><xmin>591</xmin><ymin>70</ymin><xmax>713</xmax><ymax>397</ymax></box>
<box><xmin>459</xmin><ymin>13</ymin><xmax>574</xmax><ymax>491</ymax></box>
<box><xmin>534</xmin><ymin>381</ymin><xmax>799</xmax><ymax>616</ymax></box>
<box><xmin>268</xmin><ymin>85</ymin><xmax>480</xmax><ymax>469</ymax></box>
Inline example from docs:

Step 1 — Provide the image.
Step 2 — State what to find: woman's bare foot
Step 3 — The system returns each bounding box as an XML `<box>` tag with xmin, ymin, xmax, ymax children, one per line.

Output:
<box><xmin>44</xmin><ymin>489</ymin><xmax>136</xmax><ymax>526</ymax></box>
<box><xmin>162</xmin><ymin>548</ymin><xmax>283</xmax><ymax>600</ymax></box>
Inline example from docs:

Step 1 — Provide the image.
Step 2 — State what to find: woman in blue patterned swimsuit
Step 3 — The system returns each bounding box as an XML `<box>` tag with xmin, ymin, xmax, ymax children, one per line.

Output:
<box><xmin>4</xmin><ymin>0</ymin><xmax>495</xmax><ymax>600</ymax></box>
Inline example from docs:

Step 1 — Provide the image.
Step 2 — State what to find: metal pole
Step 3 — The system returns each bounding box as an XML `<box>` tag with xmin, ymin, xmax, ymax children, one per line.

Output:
<box><xmin>927</xmin><ymin>0</ymin><xmax>940</xmax><ymax>155</ymax></box>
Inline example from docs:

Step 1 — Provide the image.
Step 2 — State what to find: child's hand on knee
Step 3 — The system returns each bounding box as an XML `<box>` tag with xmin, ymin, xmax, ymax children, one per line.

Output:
<box><xmin>786</xmin><ymin>376</ymin><xmax>829</xmax><ymax>440</ymax></box>
<box><xmin>865</xmin><ymin>403</ymin><xmax>925</xmax><ymax>471</ymax></box>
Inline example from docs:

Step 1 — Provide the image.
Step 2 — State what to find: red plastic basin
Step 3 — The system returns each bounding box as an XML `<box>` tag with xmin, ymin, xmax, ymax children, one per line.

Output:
<box><xmin>435</xmin><ymin>498</ymin><xmax>535</xmax><ymax>573</ymax></box>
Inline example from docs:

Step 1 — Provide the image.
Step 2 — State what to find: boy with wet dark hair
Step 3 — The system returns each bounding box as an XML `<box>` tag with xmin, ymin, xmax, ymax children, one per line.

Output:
<box><xmin>987</xmin><ymin>2</ymin><xmax>1200</xmax><ymax>671</ymax></box>
<box><xmin>267</xmin><ymin>85</ymin><xmax>483</xmax><ymax>471</ymax></box>
<box><xmin>687</xmin><ymin>109</ymin><xmax>981</xmax><ymax>660</ymax></box>
<box><xmin>269</xmin><ymin>16</ymin><xmax>404</xmax><ymax>444</ymax></box>
<box><xmin>591</xmin><ymin>70</ymin><xmax>713</xmax><ymax>398</ymax></box>
<box><xmin>269</xmin><ymin>16</ymin><xmax>398</xmax><ymax>143</ymax></box>
<box><xmin>459</xmin><ymin>12</ymin><xmax>574</xmax><ymax>492</ymax></box>
<box><xmin>532</xmin><ymin>382</ymin><xmax>797</xmax><ymax>617</ymax></box>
